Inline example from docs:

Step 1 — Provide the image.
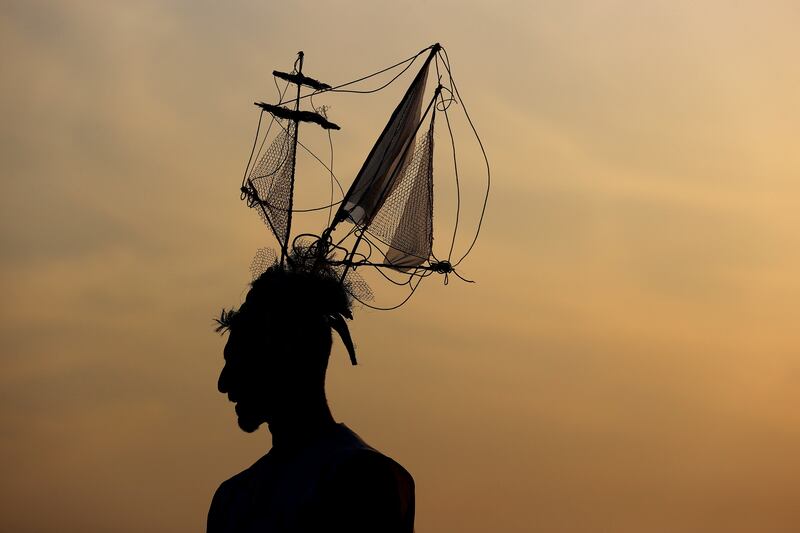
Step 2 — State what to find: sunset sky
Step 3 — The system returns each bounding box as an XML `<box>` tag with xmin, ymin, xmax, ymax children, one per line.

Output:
<box><xmin>2</xmin><ymin>1</ymin><xmax>800</xmax><ymax>532</ymax></box>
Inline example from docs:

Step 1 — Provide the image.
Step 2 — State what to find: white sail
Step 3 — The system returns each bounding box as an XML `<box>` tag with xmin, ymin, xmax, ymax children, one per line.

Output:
<box><xmin>337</xmin><ymin>58</ymin><xmax>431</xmax><ymax>226</ymax></box>
<box><xmin>369</xmin><ymin>124</ymin><xmax>434</xmax><ymax>269</ymax></box>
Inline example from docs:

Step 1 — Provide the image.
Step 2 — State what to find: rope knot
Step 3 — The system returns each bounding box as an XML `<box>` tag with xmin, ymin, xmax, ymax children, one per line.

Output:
<box><xmin>429</xmin><ymin>260</ymin><xmax>453</xmax><ymax>274</ymax></box>
<box><xmin>241</xmin><ymin>185</ymin><xmax>262</xmax><ymax>208</ymax></box>
<box><xmin>429</xmin><ymin>260</ymin><xmax>475</xmax><ymax>285</ymax></box>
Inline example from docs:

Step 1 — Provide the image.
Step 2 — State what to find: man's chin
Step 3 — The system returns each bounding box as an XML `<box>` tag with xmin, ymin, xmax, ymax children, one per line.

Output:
<box><xmin>233</xmin><ymin>402</ymin><xmax>271</xmax><ymax>433</ymax></box>
<box><xmin>237</xmin><ymin>415</ymin><xmax>264</xmax><ymax>433</ymax></box>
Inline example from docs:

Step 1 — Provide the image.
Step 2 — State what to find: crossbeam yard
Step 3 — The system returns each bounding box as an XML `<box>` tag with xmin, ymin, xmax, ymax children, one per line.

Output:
<box><xmin>254</xmin><ymin>102</ymin><xmax>341</xmax><ymax>130</ymax></box>
<box><xmin>272</xmin><ymin>70</ymin><xmax>332</xmax><ymax>91</ymax></box>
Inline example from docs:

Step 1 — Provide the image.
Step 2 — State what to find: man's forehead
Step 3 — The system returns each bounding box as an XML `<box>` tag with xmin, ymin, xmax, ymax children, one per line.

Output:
<box><xmin>223</xmin><ymin>321</ymin><xmax>280</xmax><ymax>358</ymax></box>
<box><xmin>236</xmin><ymin>301</ymin><xmax>283</xmax><ymax>323</ymax></box>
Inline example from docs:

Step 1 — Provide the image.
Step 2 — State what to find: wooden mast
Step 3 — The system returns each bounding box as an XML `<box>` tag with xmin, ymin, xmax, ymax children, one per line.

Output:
<box><xmin>281</xmin><ymin>51</ymin><xmax>304</xmax><ymax>266</ymax></box>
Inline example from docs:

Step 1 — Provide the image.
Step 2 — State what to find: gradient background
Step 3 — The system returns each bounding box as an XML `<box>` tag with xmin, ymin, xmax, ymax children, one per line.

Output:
<box><xmin>2</xmin><ymin>1</ymin><xmax>800</xmax><ymax>532</ymax></box>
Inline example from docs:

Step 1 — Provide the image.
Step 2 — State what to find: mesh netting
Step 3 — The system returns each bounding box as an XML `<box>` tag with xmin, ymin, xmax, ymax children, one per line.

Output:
<box><xmin>248</xmin><ymin>122</ymin><xmax>297</xmax><ymax>248</ymax></box>
<box><xmin>341</xmin><ymin>267</ymin><xmax>373</xmax><ymax>303</ymax></box>
<box><xmin>248</xmin><ymin>245</ymin><xmax>373</xmax><ymax>303</ymax></box>
<box><xmin>250</xmin><ymin>247</ymin><xmax>278</xmax><ymax>281</ymax></box>
<box><xmin>292</xmin><ymin>238</ymin><xmax>374</xmax><ymax>303</ymax></box>
<box><xmin>367</xmin><ymin>122</ymin><xmax>434</xmax><ymax>267</ymax></box>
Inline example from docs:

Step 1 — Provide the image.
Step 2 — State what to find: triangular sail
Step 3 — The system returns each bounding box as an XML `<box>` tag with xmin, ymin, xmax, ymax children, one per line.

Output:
<box><xmin>368</xmin><ymin>121</ymin><xmax>434</xmax><ymax>268</ymax></box>
<box><xmin>245</xmin><ymin>121</ymin><xmax>297</xmax><ymax>250</ymax></box>
<box><xmin>335</xmin><ymin>54</ymin><xmax>433</xmax><ymax>227</ymax></box>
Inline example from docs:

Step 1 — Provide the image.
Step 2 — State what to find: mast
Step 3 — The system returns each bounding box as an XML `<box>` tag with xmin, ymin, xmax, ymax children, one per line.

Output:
<box><xmin>283</xmin><ymin>51</ymin><xmax>304</xmax><ymax>266</ymax></box>
<box><xmin>248</xmin><ymin>52</ymin><xmax>338</xmax><ymax>266</ymax></box>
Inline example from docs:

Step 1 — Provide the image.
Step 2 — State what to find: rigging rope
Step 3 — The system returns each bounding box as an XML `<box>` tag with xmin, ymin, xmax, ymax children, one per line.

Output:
<box><xmin>349</xmin><ymin>274</ymin><xmax>426</xmax><ymax>311</ymax></box>
<box><xmin>441</xmin><ymin>92</ymin><xmax>461</xmax><ymax>262</ymax></box>
<box><xmin>247</xmin><ymin>76</ymin><xmax>289</xmax><ymax>191</ymax></box>
<box><xmin>240</xmin><ymin>109</ymin><xmax>265</xmax><ymax>195</ymax></box>
<box><xmin>437</xmin><ymin>46</ymin><xmax>491</xmax><ymax>268</ymax></box>
<box><xmin>272</xmin><ymin>119</ymin><xmax>345</xmax><ymax>198</ymax></box>
<box><xmin>326</xmin><ymin>54</ymin><xmax>422</xmax><ymax>95</ymax></box>
<box><xmin>310</xmin><ymin>93</ymin><xmax>337</xmax><ymax>227</ymax></box>
<box><xmin>275</xmin><ymin>45</ymin><xmax>434</xmax><ymax>106</ymax></box>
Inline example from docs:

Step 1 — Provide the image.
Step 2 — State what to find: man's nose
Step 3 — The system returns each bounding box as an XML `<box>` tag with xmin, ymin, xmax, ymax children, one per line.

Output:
<box><xmin>218</xmin><ymin>365</ymin><xmax>228</xmax><ymax>394</ymax></box>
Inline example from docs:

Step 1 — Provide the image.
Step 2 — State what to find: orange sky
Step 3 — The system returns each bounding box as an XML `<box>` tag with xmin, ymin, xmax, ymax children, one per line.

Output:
<box><xmin>2</xmin><ymin>1</ymin><xmax>800</xmax><ymax>532</ymax></box>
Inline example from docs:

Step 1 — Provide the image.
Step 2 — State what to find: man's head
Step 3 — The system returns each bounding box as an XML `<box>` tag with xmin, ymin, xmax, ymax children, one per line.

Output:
<box><xmin>215</xmin><ymin>262</ymin><xmax>354</xmax><ymax>432</ymax></box>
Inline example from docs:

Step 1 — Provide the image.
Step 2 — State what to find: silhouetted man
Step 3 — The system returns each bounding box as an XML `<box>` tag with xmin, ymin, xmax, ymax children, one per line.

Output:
<box><xmin>208</xmin><ymin>264</ymin><xmax>415</xmax><ymax>533</ymax></box>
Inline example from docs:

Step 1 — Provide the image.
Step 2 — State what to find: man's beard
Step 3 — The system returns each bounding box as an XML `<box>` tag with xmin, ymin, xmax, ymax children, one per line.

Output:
<box><xmin>235</xmin><ymin>402</ymin><xmax>267</xmax><ymax>433</ymax></box>
<box><xmin>237</xmin><ymin>415</ymin><xmax>263</xmax><ymax>433</ymax></box>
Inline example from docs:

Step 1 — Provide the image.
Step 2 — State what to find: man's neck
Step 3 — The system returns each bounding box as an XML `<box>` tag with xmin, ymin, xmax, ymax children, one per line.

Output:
<box><xmin>267</xmin><ymin>398</ymin><xmax>337</xmax><ymax>451</ymax></box>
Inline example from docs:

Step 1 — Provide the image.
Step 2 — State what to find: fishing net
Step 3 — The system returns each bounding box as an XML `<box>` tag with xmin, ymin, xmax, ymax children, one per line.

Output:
<box><xmin>249</xmin><ymin>246</ymin><xmax>373</xmax><ymax>303</ymax></box>
<box><xmin>340</xmin><ymin>267</ymin><xmax>373</xmax><ymax>303</ymax></box>
<box><xmin>249</xmin><ymin>247</ymin><xmax>278</xmax><ymax>280</ymax></box>
<box><xmin>367</xmin><ymin>121</ymin><xmax>434</xmax><ymax>268</ymax></box>
<box><xmin>247</xmin><ymin>121</ymin><xmax>297</xmax><ymax>248</ymax></box>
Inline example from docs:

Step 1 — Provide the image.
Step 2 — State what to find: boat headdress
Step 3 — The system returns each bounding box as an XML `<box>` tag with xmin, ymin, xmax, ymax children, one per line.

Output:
<box><xmin>221</xmin><ymin>43</ymin><xmax>490</xmax><ymax>364</ymax></box>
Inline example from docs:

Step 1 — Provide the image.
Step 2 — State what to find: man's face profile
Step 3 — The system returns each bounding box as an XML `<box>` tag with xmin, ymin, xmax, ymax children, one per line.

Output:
<box><xmin>218</xmin><ymin>321</ymin><xmax>281</xmax><ymax>433</ymax></box>
<box><xmin>215</xmin><ymin>271</ymin><xmax>339</xmax><ymax>435</ymax></box>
